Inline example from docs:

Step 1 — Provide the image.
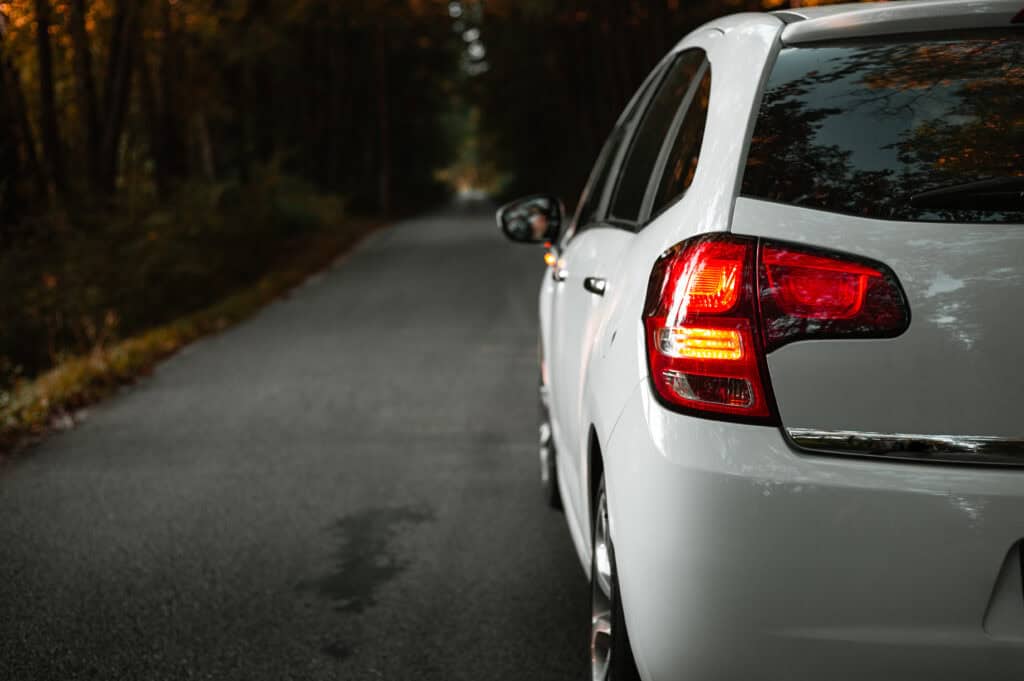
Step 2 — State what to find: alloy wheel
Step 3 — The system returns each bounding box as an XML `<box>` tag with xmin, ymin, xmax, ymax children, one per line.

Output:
<box><xmin>590</xmin><ymin>487</ymin><xmax>615</xmax><ymax>681</ymax></box>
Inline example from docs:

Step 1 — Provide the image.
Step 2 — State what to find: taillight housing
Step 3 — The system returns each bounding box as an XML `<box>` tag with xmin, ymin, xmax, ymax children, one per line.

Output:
<box><xmin>643</xmin><ymin>234</ymin><xmax>909</xmax><ymax>423</ymax></box>
<box><xmin>759</xmin><ymin>243</ymin><xmax>910</xmax><ymax>352</ymax></box>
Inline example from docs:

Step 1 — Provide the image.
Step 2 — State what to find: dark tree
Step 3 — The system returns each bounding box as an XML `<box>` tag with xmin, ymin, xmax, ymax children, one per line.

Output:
<box><xmin>33</xmin><ymin>0</ymin><xmax>66</xmax><ymax>198</ymax></box>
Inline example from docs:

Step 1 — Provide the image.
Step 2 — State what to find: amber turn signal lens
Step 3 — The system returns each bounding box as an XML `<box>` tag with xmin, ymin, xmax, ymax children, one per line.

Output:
<box><xmin>657</xmin><ymin>327</ymin><xmax>743</xmax><ymax>361</ymax></box>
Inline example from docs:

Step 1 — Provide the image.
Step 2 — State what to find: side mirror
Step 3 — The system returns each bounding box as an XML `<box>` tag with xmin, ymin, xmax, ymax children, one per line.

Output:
<box><xmin>496</xmin><ymin>194</ymin><xmax>564</xmax><ymax>244</ymax></box>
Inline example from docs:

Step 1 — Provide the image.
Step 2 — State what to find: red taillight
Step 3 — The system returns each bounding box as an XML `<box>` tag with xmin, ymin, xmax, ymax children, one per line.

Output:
<box><xmin>643</xmin><ymin>234</ymin><xmax>909</xmax><ymax>422</ymax></box>
<box><xmin>644</xmin><ymin>235</ymin><xmax>772</xmax><ymax>420</ymax></box>
<box><xmin>761</xmin><ymin>248</ymin><xmax>876</xmax><ymax>320</ymax></box>
<box><xmin>759</xmin><ymin>243</ymin><xmax>909</xmax><ymax>353</ymax></box>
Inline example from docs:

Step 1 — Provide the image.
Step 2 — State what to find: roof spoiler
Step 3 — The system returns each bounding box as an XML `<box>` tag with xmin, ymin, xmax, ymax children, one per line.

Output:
<box><xmin>778</xmin><ymin>0</ymin><xmax>1024</xmax><ymax>44</ymax></box>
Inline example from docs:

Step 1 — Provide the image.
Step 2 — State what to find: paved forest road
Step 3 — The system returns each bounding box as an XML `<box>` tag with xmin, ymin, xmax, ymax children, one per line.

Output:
<box><xmin>0</xmin><ymin>204</ymin><xmax>587</xmax><ymax>681</ymax></box>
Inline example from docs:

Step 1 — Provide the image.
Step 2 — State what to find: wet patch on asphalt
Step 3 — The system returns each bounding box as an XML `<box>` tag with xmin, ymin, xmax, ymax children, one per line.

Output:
<box><xmin>304</xmin><ymin>505</ymin><xmax>433</xmax><ymax>659</ymax></box>
<box><xmin>320</xmin><ymin>640</ymin><xmax>353</xmax><ymax>661</ymax></box>
<box><xmin>310</xmin><ymin>506</ymin><xmax>433</xmax><ymax>613</ymax></box>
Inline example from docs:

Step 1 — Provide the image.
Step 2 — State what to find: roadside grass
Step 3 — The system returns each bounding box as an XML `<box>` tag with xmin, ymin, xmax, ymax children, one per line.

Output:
<box><xmin>0</xmin><ymin>177</ymin><xmax>383</xmax><ymax>458</ymax></box>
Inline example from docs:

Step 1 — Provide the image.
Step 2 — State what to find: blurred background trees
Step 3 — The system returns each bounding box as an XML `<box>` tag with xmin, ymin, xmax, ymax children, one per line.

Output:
<box><xmin>469</xmin><ymin>0</ymin><xmax>842</xmax><ymax>201</ymax></box>
<box><xmin>0</xmin><ymin>0</ymin><xmax>459</xmax><ymax>392</ymax></box>
<box><xmin>0</xmin><ymin>0</ymin><xmax>848</xmax><ymax>394</ymax></box>
<box><xmin>0</xmin><ymin>0</ymin><xmax>457</xmax><ymax>225</ymax></box>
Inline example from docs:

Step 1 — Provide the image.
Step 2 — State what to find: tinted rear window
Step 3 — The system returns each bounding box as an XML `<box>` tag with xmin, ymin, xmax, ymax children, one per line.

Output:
<box><xmin>741</xmin><ymin>32</ymin><xmax>1024</xmax><ymax>224</ymax></box>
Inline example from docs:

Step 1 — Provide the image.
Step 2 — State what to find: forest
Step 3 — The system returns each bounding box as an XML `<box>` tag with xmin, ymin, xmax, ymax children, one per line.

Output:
<box><xmin>0</xmin><ymin>0</ymin><xmax>842</xmax><ymax>438</ymax></box>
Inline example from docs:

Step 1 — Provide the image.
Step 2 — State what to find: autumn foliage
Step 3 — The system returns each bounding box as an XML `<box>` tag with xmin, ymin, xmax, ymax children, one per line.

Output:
<box><xmin>0</xmin><ymin>0</ymin><xmax>861</xmax><ymax>434</ymax></box>
<box><xmin>0</xmin><ymin>0</ymin><xmax>457</xmax><ymax>400</ymax></box>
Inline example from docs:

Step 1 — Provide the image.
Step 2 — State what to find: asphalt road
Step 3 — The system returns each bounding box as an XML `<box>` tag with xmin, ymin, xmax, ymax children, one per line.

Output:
<box><xmin>0</xmin><ymin>203</ymin><xmax>588</xmax><ymax>681</ymax></box>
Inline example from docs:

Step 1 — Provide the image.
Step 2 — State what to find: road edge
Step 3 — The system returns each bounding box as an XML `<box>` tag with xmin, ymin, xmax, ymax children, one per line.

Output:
<box><xmin>0</xmin><ymin>218</ymin><xmax>389</xmax><ymax>463</ymax></box>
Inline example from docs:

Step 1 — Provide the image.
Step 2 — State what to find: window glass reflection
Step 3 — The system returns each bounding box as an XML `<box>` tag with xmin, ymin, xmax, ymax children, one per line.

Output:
<box><xmin>651</xmin><ymin>68</ymin><xmax>711</xmax><ymax>217</ymax></box>
<box><xmin>742</xmin><ymin>32</ymin><xmax>1024</xmax><ymax>224</ymax></box>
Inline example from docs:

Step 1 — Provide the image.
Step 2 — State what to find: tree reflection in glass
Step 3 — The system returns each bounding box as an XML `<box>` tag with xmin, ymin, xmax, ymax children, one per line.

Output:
<box><xmin>742</xmin><ymin>31</ymin><xmax>1024</xmax><ymax>224</ymax></box>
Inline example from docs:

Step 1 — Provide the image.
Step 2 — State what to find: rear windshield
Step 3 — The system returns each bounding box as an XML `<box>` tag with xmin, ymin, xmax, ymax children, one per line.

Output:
<box><xmin>741</xmin><ymin>31</ymin><xmax>1024</xmax><ymax>224</ymax></box>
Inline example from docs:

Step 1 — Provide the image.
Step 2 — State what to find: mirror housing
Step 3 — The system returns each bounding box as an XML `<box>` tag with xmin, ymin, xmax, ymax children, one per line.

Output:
<box><xmin>496</xmin><ymin>195</ymin><xmax>564</xmax><ymax>244</ymax></box>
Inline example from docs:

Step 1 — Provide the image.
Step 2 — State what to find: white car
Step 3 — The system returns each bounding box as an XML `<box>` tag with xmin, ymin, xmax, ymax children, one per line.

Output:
<box><xmin>498</xmin><ymin>2</ymin><xmax>1024</xmax><ymax>680</ymax></box>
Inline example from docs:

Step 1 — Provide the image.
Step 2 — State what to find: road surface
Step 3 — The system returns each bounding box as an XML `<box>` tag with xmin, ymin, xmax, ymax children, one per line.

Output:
<box><xmin>0</xmin><ymin>204</ymin><xmax>587</xmax><ymax>680</ymax></box>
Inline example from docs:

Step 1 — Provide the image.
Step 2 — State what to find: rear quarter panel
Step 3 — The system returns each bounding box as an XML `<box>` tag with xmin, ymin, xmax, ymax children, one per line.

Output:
<box><xmin>587</xmin><ymin>17</ymin><xmax>784</xmax><ymax>562</ymax></box>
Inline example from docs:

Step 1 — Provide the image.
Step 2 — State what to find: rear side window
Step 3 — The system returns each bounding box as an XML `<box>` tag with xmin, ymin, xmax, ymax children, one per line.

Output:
<box><xmin>650</xmin><ymin>68</ymin><xmax>712</xmax><ymax>217</ymax></box>
<box><xmin>741</xmin><ymin>31</ymin><xmax>1024</xmax><ymax>224</ymax></box>
<box><xmin>572</xmin><ymin>61</ymin><xmax>673</xmax><ymax>233</ymax></box>
<box><xmin>610</xmin><ymin>49</ymin><xmax>705</xmax><ymax>224</ymax></box>
<box><xmin>574</xmin><ymin>127</ymin><xmax>626</xmax><ymax>230</ymax></box>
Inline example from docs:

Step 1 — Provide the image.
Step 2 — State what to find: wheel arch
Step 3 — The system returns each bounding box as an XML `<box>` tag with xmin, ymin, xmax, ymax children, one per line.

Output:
<box><xmin>587</xmin><ymin>425</ymin><xmax>604</xmax><ymax>536</ymax></box>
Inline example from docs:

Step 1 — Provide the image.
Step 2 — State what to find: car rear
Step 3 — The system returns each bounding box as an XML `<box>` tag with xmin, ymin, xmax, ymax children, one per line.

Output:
<box><xmin>609</xmin><ymin>13</ymin><xmax>1024</xmax><ymax>681</ymax></box>
<box><xmin>739</xmin><ymin>28</ymin><xmax>1024</xmax><ymax>449</ymax></box>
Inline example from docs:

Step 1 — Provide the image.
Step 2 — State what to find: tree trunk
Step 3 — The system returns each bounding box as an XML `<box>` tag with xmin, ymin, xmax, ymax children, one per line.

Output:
<box><xmin>158</xmin><ymin>0</ymin><xmax>186</xmax><ymax>184</ymax></box>
<box><xmin>326</xmin><ymin>26</ymin><xmax>343</xmax><ymax>191</ymax></box>
<box><xmin>69</xmin><ymin>0</ymin><xmax>102</xmax><ymax>188</ymax></box>
<box><xmin>33</xmin><ymin>0</ymin><xmax>67</xmax><ymax>199</ymax></box>
<box><xmin>138</xmin><ymin>52</ymin><xmax>168</xmax><ymax>197</ymax></box>
<box><xmin>194</xmin><ymin>112</ymin><xmax>216</xmax><ymax>182</ymax></box>
<box><xmin>99</xmin><ymin>0</ymin><xmax>141</xmax><ymax>196</ymax></box>
<box><xmin>0</xmin><ymin>14</ymin><xmax>42</xmax><ymax>197</ymax></box>
<box><xmin>375</xmin><ymin>32</ymin><xmax>391</xmax><ymax>215</ymax></box>
<box><xmin>0</xmin><ymin>28</ymin><xmax>21</xmax><ymax>235</ymax></box>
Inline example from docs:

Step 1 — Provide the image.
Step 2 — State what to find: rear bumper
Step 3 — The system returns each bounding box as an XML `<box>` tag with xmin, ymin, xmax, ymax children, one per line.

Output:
<box><xmin>605</xmin><ymin>381</ymin><xmax>1024</xmax><ymax>681</ymax></box>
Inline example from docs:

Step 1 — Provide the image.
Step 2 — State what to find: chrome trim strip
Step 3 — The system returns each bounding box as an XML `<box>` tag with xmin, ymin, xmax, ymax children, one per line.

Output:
<box><xmin>787</xmin><ymin>428</ymin><xmax>1024</xmax><ymax>466</ymax></box>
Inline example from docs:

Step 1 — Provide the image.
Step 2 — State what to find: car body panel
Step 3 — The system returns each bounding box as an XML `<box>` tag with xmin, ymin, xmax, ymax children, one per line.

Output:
<box><xmin>547</xmin><ymin>226</ymin><xmax>635</xmax><ymax>550</ymax></box>
<box><xmin>605</xmin><ymin>379</ymin><xmax>1024</xmax><ymax>681</ymax></box>
<box><xmin>734</xmin><ymin>197</ymin><xmax>1024</xmax><ymax>438</ymax></box>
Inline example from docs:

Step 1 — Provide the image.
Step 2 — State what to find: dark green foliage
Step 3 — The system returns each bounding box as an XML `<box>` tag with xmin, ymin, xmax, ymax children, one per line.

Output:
<box><xmin>0</xmin><ymin>172</ymin><xmax>344</xmax><ymax>390</ymax></box>
<box><xmin>0</xmin><ymin>0</ymin><xmax>459</xmax><ymax>391</ymax></box>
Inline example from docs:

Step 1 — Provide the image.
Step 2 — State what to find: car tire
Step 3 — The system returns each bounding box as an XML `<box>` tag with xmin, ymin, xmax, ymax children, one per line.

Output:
<box><xmin>590</xmin><ymin>477</ymin><xmax>641</xmax><ymax>681</ymax></box>
<box><xmin>539</xmin><ymin>384</ymin><xmax>562</xmax><ymax>510</ymax></box>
